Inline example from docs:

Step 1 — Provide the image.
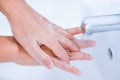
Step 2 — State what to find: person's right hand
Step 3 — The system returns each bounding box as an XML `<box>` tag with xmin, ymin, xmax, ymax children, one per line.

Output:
<box><xmin>2</xmin><ymin>0</ymin><xmax>80</xmax><ymax>69</ymax></box>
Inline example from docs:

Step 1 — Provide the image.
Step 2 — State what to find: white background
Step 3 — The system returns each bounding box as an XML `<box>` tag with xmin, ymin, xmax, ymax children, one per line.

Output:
<box><xmin>0</xmin><ymin>0</ymin><xmax>120</xmax><ymax>80</ymax></box>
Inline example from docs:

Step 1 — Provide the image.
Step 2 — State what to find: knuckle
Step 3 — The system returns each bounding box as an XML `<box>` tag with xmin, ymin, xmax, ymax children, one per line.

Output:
<box><xmin>65</xmin><ymin>34</ymin><xmax>74</xmax><ymax>40</ymax></box>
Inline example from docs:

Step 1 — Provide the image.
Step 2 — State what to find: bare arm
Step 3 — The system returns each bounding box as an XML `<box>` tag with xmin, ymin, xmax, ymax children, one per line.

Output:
<box><xmin>0</xmin><ymin>36</ymin><xmax>18</xmax><ymax>63</ymax></box>
<box><xmin>0</xmin><ymin>27</ymin><xmax>96</xmax><ymax>76</ymax></box>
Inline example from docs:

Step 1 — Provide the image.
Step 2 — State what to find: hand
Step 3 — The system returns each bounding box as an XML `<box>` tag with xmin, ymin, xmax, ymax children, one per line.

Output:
<box><xmin>2</xmin><ymin>0</ymin><xmax>80</xmax><ymax>69</ymax></box>
<box><xmin>0</xmin><ymin>27</ymin><xmax>95</xmax><ymax>76</ymax></box>
<box><xmin>3</xmin><ymin>36</ymin><xmax>94</xmax><ymax>76</ymax></box>
<box><xmin>0</xmin><ymin>36</ymin><xmax>38</xmax><ymax>65</ymax></box>
<box><xmin>0</xmin><ymin>0</ymin><xmax>96</xmax><ymax>75</ymax></box>
<box><xmin>41</xmin><ymin>27</ymin><xmax>96</xmax><ymax>75</ymax></box>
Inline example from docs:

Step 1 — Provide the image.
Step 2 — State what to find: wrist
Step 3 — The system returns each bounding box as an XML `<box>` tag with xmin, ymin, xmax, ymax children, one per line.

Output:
<box><xmin>0</xmin><ymin>36</ymin><xmax>19</xmax><ymax>63</ymax></box>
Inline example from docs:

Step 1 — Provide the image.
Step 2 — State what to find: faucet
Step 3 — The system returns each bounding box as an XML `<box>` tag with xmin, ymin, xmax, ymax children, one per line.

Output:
<box><xmin>81</xmin><ymin>14</ymin><xmax>120</xmax><ymax>35</ymax></box>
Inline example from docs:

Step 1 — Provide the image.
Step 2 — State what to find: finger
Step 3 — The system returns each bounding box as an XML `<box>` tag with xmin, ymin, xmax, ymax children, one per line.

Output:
<box><xmin>58</xmin><ymin>36</ymin><xmax>80</xmax><ymax>52</ymax></box>
<box><xmin>73</xmin><ymin>39</ymin><xmax>96</xmax><ymax>48</ymax></box>
<box><xmin>46</xmin><ymin>41</ymin><xmax>69</xmax><ymax>62</ymax></box>
<box><xmin>69</xmin><ymin>52</ymin><xmax>93</xmax><ymax>60</ymax></box>
<box><xmin>27</xmin><ymin>42</ymin><xmax>53</xmax><ymax>69</ymax></box>
<box><xmin>51</xmin><ymin>24</ymin><xmax>75</xmax><ymax>40</ymax></box>
<box><xmin>65</xmin><ymin>27</ymin><xmax>83</xmax><ymax>35</ymax></box>
<box><xmin>53</xmin><ymin>58</ymin><xmax>81</xmax><ymax>76</ymax></box>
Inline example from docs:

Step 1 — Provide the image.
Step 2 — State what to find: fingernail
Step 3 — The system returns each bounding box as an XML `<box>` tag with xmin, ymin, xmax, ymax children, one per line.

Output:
<box><xmin>46</xmin><ymin>64</ymin><xmax>53</xmax><ymax>69</ymax></box>
<box><xmin>91</xmin><ymin>41</ymin><xmax>96</xmax><ymax>46</ymax></box>
<box><xmin>87</xmin><ymin>54</ymin><xmax>93</xmax><ymax>60</ymax></box>
<box><xmin>72</xmin><ymin>67</ymin><xmax>82</xmax><ymax>76</ymax></box>
<box><xmin>75</xmin><ymin>70</ymin><xmax>82</xmax><ymax>76</ymax></box>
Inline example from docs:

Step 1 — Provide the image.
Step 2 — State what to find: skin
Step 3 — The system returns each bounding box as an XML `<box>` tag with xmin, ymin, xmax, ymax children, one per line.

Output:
<box><xmin>0</xmin><ymin>0</ymin><xmax>82</xmax><ymax>69</ymax></box>
<box><xmin>0</xmin><ymin>27</ymin><xmax>96</xmax><ymax>76</ymax></box>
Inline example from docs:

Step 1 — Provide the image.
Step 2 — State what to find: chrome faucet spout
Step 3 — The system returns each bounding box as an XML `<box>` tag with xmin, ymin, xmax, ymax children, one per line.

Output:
<box><xmin>81</xmin><ymin>14</ymin><xmax>120</xmax><ymax>35</ymax></box>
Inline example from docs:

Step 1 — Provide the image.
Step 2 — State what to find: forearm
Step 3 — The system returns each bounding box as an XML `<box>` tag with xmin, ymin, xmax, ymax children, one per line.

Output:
<box><xmin>0</xmin><ymin>0</ymin><xmax>42</xmax><ymax>29</ymax></box>
<box><xmin>0</xmin><ymin>36</ymin><xmax>17</xmax><ymax>63</ymax></box>
<box><xmin>0</xmin><ymin>0</ymin><xmax>26</xmax><ymax>16</ymax></box>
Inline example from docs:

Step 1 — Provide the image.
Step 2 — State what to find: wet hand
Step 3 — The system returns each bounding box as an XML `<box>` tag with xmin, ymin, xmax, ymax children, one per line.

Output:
<box><xmin>6</xmin><ymin>2</ymin><xmax>80</xmax><ymax>69</ymax></box>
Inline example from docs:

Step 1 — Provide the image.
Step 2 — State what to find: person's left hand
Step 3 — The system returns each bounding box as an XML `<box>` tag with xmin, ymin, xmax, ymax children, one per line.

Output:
<box><xmin>9</xmin><ymin>27</ymin><xmax>95</xmax><ymax>76</ymax></box>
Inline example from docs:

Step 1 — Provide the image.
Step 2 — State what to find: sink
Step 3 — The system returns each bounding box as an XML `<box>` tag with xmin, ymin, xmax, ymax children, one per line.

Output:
<box><xmin>0</xmin><ymin>0</ymin><xmax>120</xmax><ymax>80</ymax></box>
